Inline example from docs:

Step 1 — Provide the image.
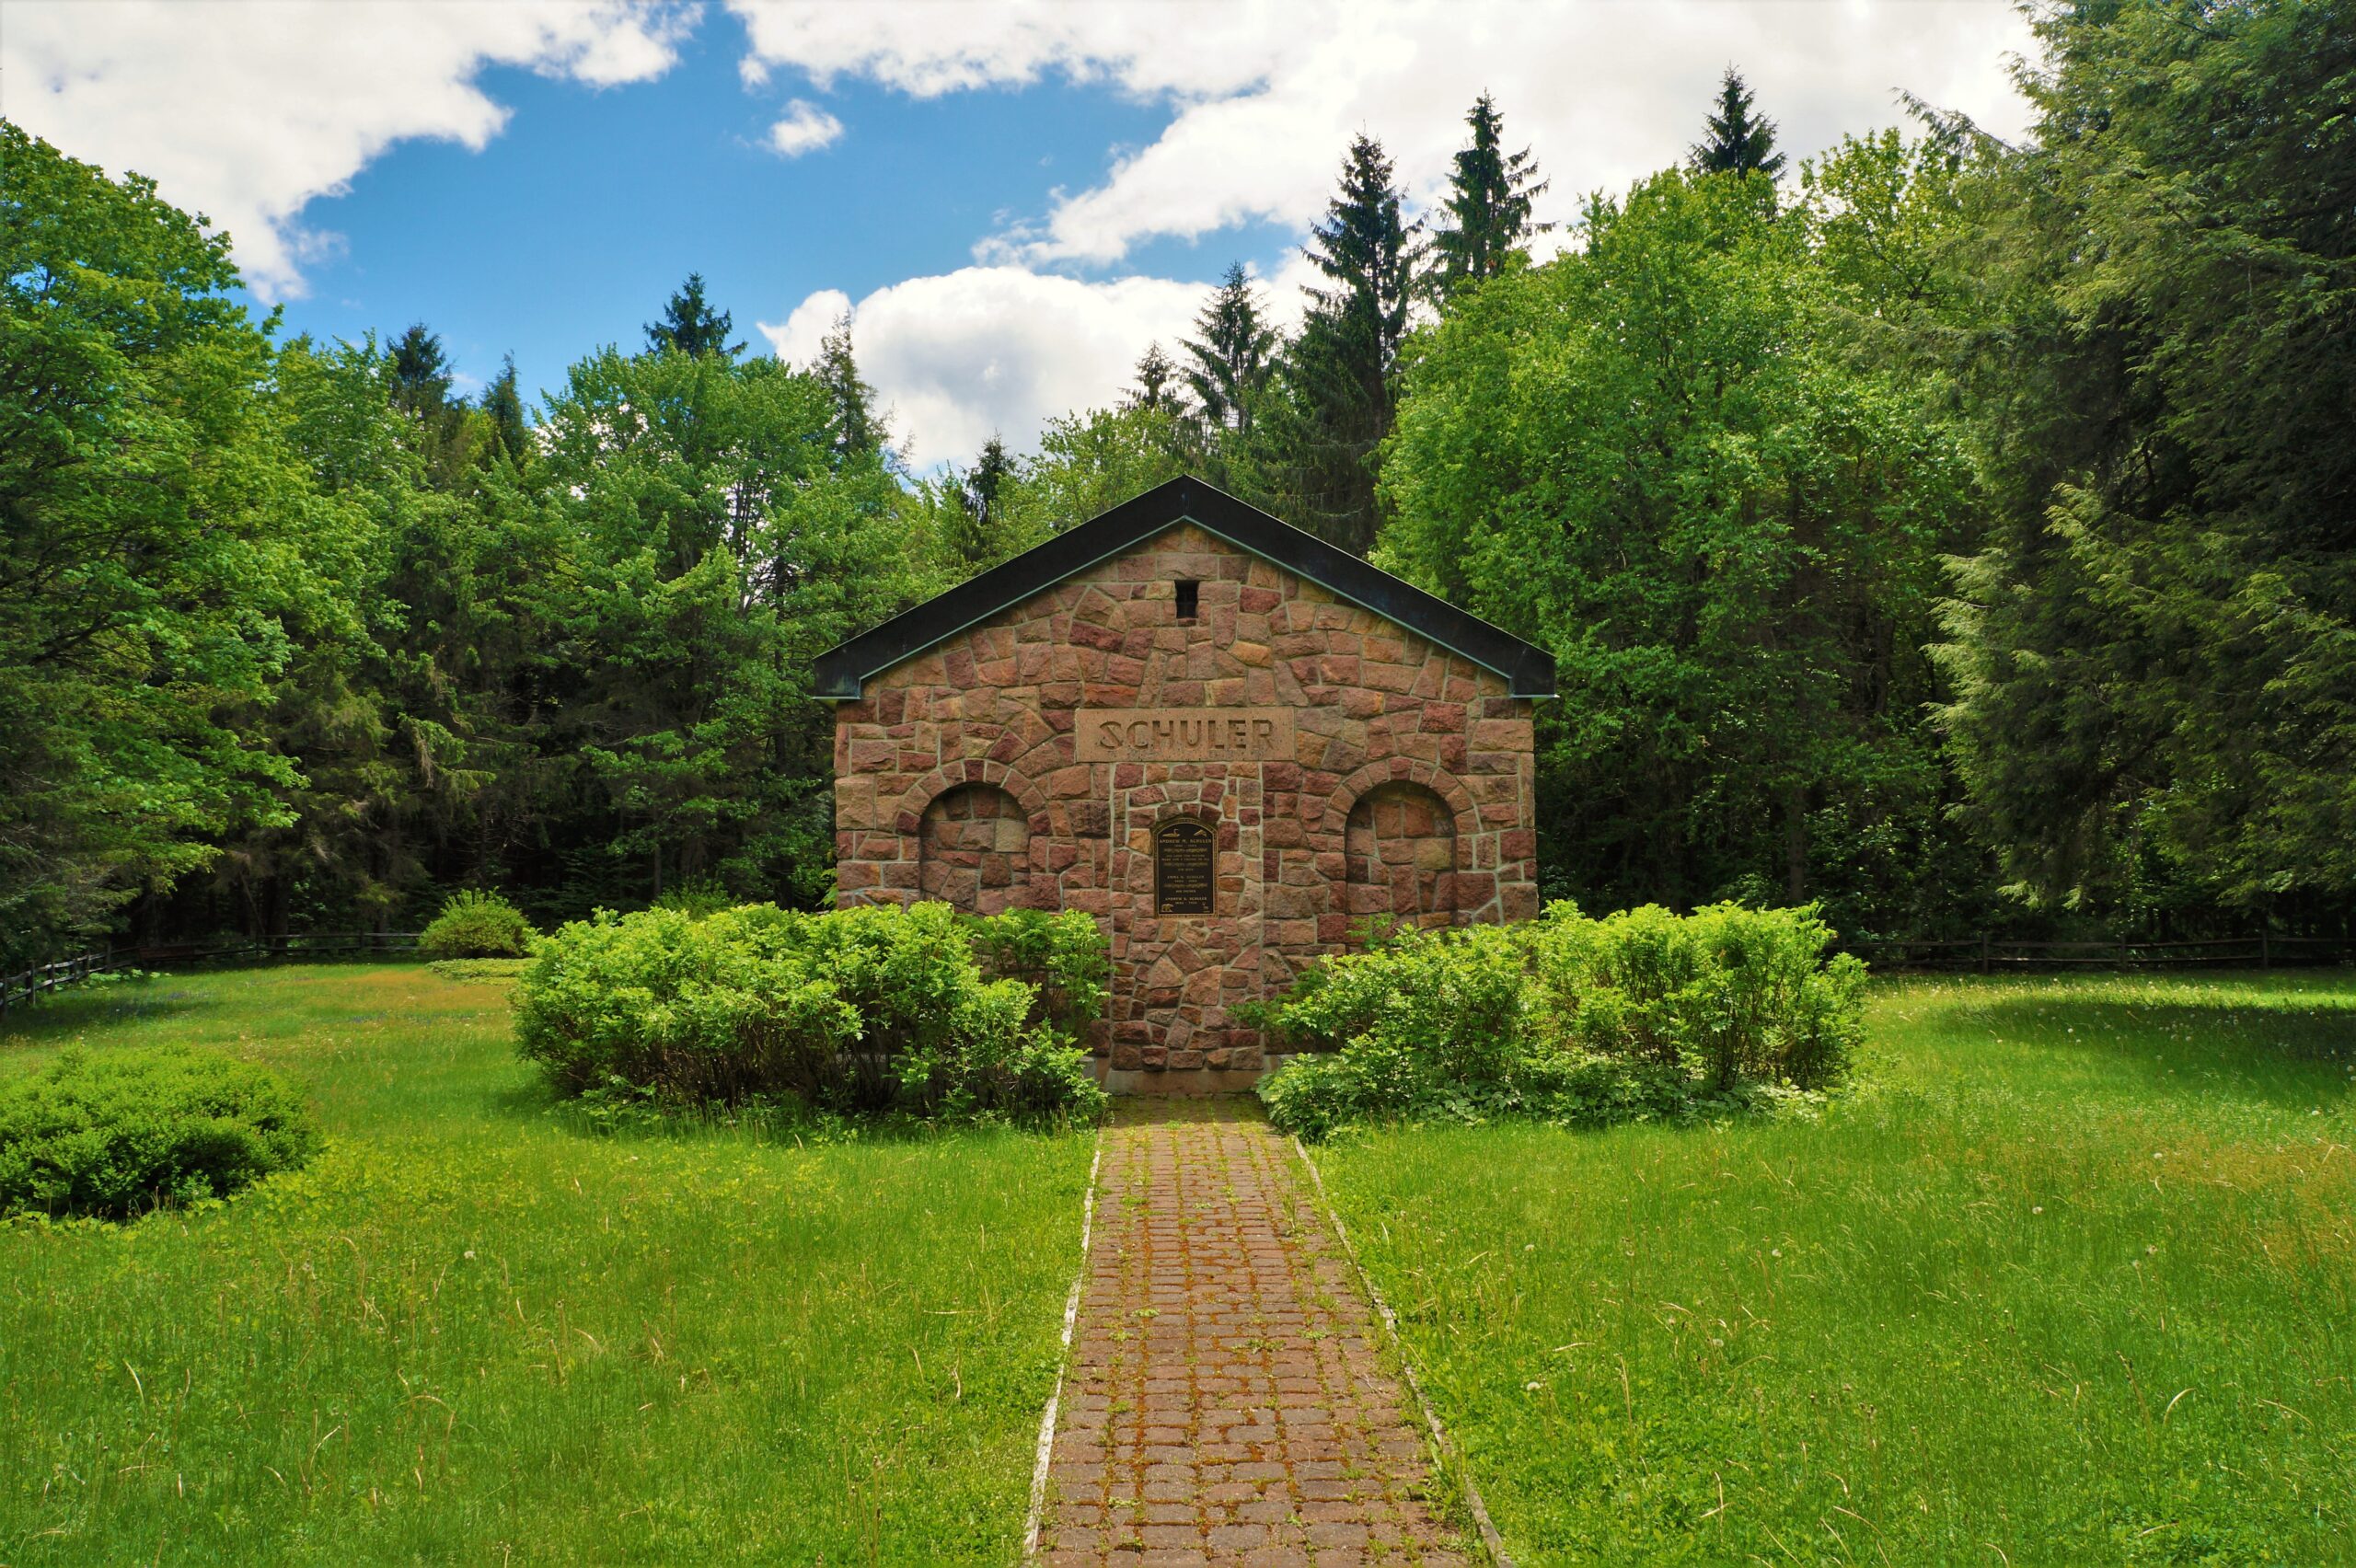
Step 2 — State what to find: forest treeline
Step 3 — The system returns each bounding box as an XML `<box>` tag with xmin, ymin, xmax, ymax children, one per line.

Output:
<box><xmin>3</xmin><ymin>0</ymin><xmax>2351</xmax><ymax>965</ymax></box>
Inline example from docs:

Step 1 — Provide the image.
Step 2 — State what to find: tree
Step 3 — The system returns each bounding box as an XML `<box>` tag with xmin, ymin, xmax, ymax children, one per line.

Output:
<box><xmin>389</xmin><ymin>323</ymin><xmax>455</xmax><ymax>416</ymax></box>
<box><xmin>1262</xmin><ymin>133</ymin><xmax>1423</xmax><ymax>554</ymax></box>
<box><xmin>0</xmin><ymin>126</ymin><xmax>332</xmax><ymax>963</ymax></box>
<box><xmin>644</xmin><ymin>271</ymin><xmax>742</xmax><ymax>359</ymax></box>
<box><xmin>937</xmin><ymin>434</ymin><xmax>1020</xmax><ymax>570</ymax></box>
<box><xmin>1935</xmin><ymin>0</ymin><xmax>2356</xmax><ymax>921</ymax></box>
<box><xmin>813</xmin><ymin>315</ymin><xmax>883</xmax><ymax>463</ymax></box>
<box><xmin>1127</xmin><ymin>341</ymin><xmax>1185</xmax><ymax>415</ymax></box>
<box><xmin>1181</xmin><ymin>263</ymin><xmax>1277</xmax><ymax>434</ymax></box>
<box><xmin>1692</xmin><ymin>67</ymin><xmax>1785</xmax><ymax>179</ymax></box>
<box><xmin>481</xmin><ymin>352</ymin><xmax>528</xmax><ymax>465</ymax></box>
<box><xmin>1430</xmin><ymin>93</ymin><xmax>1550</xmax><ymax>303</ymax></box>
<box><xmin>1380</xmin><ymin>167</ymin><xmax>1976</xmax><ymax>928</ymax></box>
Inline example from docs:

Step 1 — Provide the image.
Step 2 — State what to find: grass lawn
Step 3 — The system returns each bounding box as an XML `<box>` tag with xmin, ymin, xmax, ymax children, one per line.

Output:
<box><xmin>0</xmin><ymin>964</ymin><xmax>1095</xmax><ymax>1565</ymax></box>
<box><xmin>1314</xmin><ymin>972</ymin><xmax>2356</xmax><ymax>1566</ymax></box>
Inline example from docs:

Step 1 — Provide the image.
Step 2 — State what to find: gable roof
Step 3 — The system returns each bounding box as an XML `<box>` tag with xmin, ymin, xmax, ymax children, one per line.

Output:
<box><xmin>814</xmin><ymin>475</ymin><xmax>1557</xmax><ymax>699</ymax></box>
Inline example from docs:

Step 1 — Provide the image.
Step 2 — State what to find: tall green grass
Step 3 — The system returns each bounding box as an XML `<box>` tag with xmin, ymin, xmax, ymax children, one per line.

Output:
<box><xmin>0</xmin><ymin>965</ymin><xmax>1093</xmax><ymax>1564</ymax></box>
<box><xmin>1315</xmin><ymin>973</ymin><xmax>2356</xmax><ymax>1565</ymax></box>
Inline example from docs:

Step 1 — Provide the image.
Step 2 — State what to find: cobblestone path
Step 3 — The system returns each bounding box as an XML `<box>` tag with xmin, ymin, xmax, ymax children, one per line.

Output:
<box><xmin>1035</xmin><ymin>1100</ymin><xmax>1467</xmax><ymax>1566</ymax></box>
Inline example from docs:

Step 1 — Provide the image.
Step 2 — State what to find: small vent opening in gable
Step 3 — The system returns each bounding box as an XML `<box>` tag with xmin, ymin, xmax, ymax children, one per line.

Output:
<box><xmin>1175</xmin><ymin>580</ymin><xmax>1199</xmax><ymax>622</ymax></box>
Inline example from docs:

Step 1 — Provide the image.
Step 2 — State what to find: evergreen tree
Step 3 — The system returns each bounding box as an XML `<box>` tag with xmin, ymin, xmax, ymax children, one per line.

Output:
<box><xmin>389</xmin><ymin>323</ymin><xmax>456</xmax><ymax>418</ymax></box>
<box><xmin>937</xmin><ymin>435</ymin><xmax>1021</xmax><ymax>570</ymax></box>
<box><xmin>1127</xmin><ymin>341</ymin><xmax>1185</xmax><ymax>415</ymax></box>
<box><xmin>1264</xmin><ymin>133</ymin><xmax>1422</xmax><ymax>554</ymax></box>
<box><xmin>1692</xmin><ymin>67</ymin><xmax>1785</xmax><ymax>179</ymax></box>
<box><xmin>814</xmin><ymin>315</ymin><xmax>882</xmax><ymax>462</ymax></box>
<box><xmin>1181</xmin><ymin>263</ymin><xmax>1277</xmax><ymax>433</ymax></box>
<box><xmin>1431</xmin><ymin>93</ymin><xmax>1550</xmax><ymax>303</ymax></box>
<box><xmin>481</xmin><ymin>352</ymin><xmax>528</xmax><ymax>465</ymax></box>
<box><xmin>645</xmin><ymin>271</ymin><xmax>743</xmax><ymax>358</ymax></box>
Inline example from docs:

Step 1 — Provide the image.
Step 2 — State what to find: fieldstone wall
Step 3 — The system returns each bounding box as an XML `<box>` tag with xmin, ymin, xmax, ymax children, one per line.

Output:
<box><xmin>830</xmin><ymin>522</ymin><xmax>1540</xmax><ymax>1085</ymax></box>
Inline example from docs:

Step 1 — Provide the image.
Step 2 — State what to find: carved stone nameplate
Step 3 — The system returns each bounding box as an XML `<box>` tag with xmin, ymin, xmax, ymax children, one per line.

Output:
<box><xmin>1074</xmin><ymin>706</ymin><xmax>1295</xmax><ymax>763</ymax></box>
<box><xmin>1154</xmin><ymin>818</ymin><xmax>1216</xmax><ymax>914</ymax></box>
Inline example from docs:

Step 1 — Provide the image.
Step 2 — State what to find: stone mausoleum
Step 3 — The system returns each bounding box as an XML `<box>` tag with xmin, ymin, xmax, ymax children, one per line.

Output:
<box><xmin>815</xmin><ymin>477</ymin><xmax>1553</xmax><ymax>1091</ymax></box>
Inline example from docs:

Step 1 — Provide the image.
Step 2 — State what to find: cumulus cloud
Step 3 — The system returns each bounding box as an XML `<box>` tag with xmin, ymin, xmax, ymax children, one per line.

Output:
<box><xmin>727</xmin><ymin>0</ymin><xmax>2035</xmax><ymax>265</ymax></box>
<box><xmin>0</xmin><ymin>0</ymin><xmax>698</xmax><ymax>299</ymax></box>
<box><xmin>766</xmin><ymin>98</ymin><xmax>844</xmax><ymax>156</ymax></box>
<box><xmin>759</xmin><ymin>268</ymin><xmax>1212</xmax><ymax>468</ymax></box>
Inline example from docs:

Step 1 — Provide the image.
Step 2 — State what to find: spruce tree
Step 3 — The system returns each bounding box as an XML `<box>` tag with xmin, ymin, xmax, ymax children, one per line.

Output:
<box><xmin>1127</xmin><ymin>341</ymin><xmax>1185</xmax><ymax>415</ymax></box>
<box><xmin>481</xmin><ymin>352</ymin><xmax>528</xmax><ymax>464</ymax></box>
<box><xmin>1181</xmin><ymin>263</ymin><xmax>1277</xmax><ymax>434</ymax></box>
<box><xmin>1431</xmin><ymin>93</ymin><xmax>1550</xmax><ymax>303</ymax></box>
<box><xmin>1692</xmin><ymin>68</ymin><xmax>1785</xmax><ymax>179</ymax></box>
<box><xmin>814</xmin><ymin>315</ymin><xmax>881</xmax><ymax>462</ymax></box>
<box><xmin>388</xmin><ymin>323</ymin><xmax>454</xmax><ymax>418</ymax></box>
<box><xmin>645</xmin><ymin>271</ymin><xmax>743</xmax><ymax>358</ymax></box>
<box><xmin>1266</xmin><ymin>133</ymin><xmax>1422</xmax><ymax>554</ymax></box>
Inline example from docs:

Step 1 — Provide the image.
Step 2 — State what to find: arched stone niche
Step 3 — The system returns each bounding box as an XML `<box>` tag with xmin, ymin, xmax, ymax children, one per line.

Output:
<box><xmin>918</xmin><ymin>783</ymin><xmax>1029</xmax><ymax>914</ymax></box>
<box><xmin>1344</xmin><ymin>780</ymin><xmax>1458</xmax><ymax>928</ymax></box>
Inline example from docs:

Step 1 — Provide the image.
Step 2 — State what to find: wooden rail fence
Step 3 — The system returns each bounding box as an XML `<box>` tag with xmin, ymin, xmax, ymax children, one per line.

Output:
<box><xmin>0</xmin><ymin>932</ymin><xmax>421</xmax><ymax>1017</ymax></box>
<box><xmin>1846</xmin><ymin>934</ymin><xmax>2351</xmax><ymax>972</ymax></box>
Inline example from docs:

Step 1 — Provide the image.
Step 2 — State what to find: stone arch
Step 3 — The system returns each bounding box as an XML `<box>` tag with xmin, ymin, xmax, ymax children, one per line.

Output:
<box><xmin>919</xmin><ymin>783</ymin><xmax>1030</xmax><ymax>914</ymax></box>
<box><xmin>896</xmin><ymin>761</ymin><xmax>1050</xmax><ymax>915</ymax></box>
<box><xmin>1330</xmin><ymin>759</ymin><xmax>1479</xmax><ymax>932</ymax></box>
<box><xmin>894</xmin><ymin>759</ymin><xmax>1052</xmax><ymax>841</ymax></box>
<box><xmin>1345</xmin><ymin>781</ymin><xmax>1460</xmax><ymax>928</ymax></box>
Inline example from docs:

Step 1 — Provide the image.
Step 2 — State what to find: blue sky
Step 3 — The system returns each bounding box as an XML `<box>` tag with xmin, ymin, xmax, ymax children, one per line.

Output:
<box><xmin>4</xmin><ymin>1</ymin><xmax>2035</xmax><ymax>468</ymax></box>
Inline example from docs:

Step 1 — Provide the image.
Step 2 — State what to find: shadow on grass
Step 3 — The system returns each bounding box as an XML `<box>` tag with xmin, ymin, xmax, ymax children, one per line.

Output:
<box><xmin>0</xmin><ymin>985</ymin><xmax>218</xmax><ymax>1049</ymax></box>
<box><xmin>1960</xmin><ymin>987</ymin><xmax>2356</xmax><ymax>1111</ymax></box>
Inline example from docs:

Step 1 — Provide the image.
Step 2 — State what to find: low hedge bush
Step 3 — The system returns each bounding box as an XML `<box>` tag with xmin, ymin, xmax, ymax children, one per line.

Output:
<box><xmin>420</xmin><ymin>888</ymin><xmax>537</xmax><ymax>960</ymax></box>
<box><xmin>513</xmin><ymin>901</ymin><xmax>1109</xmax><ymax>1124</ymax></box>
<box><xmin>1256</xmin><ymin>902</ymin><xmax>1867</xmax><ymax>1140</ymax></box>
<box><xmin>0</xmin><ymin>1047</ymin><xmax>321</xmax><ymax>1219</ymax></box>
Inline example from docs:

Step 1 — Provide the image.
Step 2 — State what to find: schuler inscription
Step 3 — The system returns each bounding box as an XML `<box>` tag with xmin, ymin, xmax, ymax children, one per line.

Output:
<box><xmin>1073</xmin><ymin>706</ymin><xmax>1296</xmax><ymax>763</ymax></box>
<box><xmin>1154</xmin><ymin>818</ymin><xmax>1216</xmax><ymax>915</ymax></box>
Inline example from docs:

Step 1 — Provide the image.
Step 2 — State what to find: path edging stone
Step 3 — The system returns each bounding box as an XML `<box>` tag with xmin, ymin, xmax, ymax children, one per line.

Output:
<box><xmin>1023</xmin><ymin>1135</ymin><xmax>1104</xmax><ymax>1559</ymax></box>
<box><xmin>1289</xmin><ymin>1134</ymin><xmax>1515</xmax><ymax>1568</ymax></box>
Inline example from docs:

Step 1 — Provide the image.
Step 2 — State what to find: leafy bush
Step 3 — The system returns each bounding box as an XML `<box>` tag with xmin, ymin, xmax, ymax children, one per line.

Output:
<box><xmin>513</xmin><ymin>902</ymin><xmax>1108</xmax><ymax>1124</ymax></box>
<box><xmin>1257</xmin><ymin>902</ymin><xmax>1866</xmax><ymax>1139</ymax></box>
<box><xmin>420</xmin><ymin>888</ymin><xmax>537</xmax><ymax>960</ymax></box>
<box><xmin>0</xmin><ymin>1047</ymin><xmax>320</xmax><ymax>1219</ymax></box>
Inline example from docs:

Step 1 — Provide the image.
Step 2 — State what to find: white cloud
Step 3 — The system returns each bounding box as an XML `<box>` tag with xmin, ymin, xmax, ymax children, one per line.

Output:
<box><xmin>759</xmin><ymin>268</ymin><xmax>1211</xmax><ymax>468</ymax></box>
<box><xmin>766</xmin><ymin>98</ymin><xmax>843</xmax><ymax>156</ymax></box>
<box><xmin>0</xmin><ymin>0</ymin><xmax>698</xmax><ymax>299</ymax></box>
<box><xmin>728</xmin><ymin>0</ymin><xmax>2036</xmax><ymax>266</ymax></box>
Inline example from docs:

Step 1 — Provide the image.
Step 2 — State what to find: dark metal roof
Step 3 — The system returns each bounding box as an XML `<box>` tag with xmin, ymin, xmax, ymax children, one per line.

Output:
<box><xmin>814</xmin><ymin>475</ymin><xmax>1557</xmax><ymax>699</ymax></box>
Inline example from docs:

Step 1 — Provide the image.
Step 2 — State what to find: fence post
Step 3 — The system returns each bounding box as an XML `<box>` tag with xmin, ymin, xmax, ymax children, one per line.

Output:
<box><xmin>2260</xmin><ymin>928</ymin><xmax>2270</xmax><ymax>970</ymax></box>
<box><xmin>1978</xmin><ymin>934</ymin><xmax>1990</xmax><ymax>975</ymax></box>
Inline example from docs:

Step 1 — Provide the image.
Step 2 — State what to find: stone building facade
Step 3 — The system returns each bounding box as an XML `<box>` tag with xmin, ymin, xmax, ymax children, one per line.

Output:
<box><xmin>816</xmin><ymin>478</ymin><xmax>1554</xmax><ymax>1090</ymax></box>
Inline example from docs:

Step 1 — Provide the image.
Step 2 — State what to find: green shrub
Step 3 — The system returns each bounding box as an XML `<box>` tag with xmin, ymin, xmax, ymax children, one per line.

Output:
<box><xmin>513</xmin><ymin>901</ymin><xmax>1108</xmax><ymax>1124</ymax></box>
<box><xmin>0</xmin><ymin>1047</ymin><xmax>320</xmax><ymax>1219</ymax></box>
<box><xmin>420</xmin><ymin>888</ymin><xmax>536</xmax><ymax>960</ymax></box>
<box><xmin>1258</xmin><ymin>902</ymin><xmax>1866</xmax><ymax>1139</ymax></box>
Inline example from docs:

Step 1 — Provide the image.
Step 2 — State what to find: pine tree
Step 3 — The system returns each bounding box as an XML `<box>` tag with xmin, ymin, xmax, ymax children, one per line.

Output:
<box><xmin>1265</xmin><ymin>134</ymin><xmax>1422</xmax><ymax>554</ymax></box>
<box><xmin>1181</xmin><ymin>263</ymin><xmax>1277</xmax><ymax>433</ymax></box>
<box><xmin>1692</xmin><ymin>68</ymin><xmax>1785</xmax><ymax>179</ymax></box>
<box><xmin>1431</xmin><ymin>93</ymin><xmax>1550</xmax><ymax>303</ymax></box>
<box><xmin>645</xmin><ymin>271</ymin><xmax>743</xmax><ymax>358</ymax></box>
<box><xmin>814</xmin><ymin>315</ymin><xmax>881</xmax><ymax>462</ymax></box>
<box><xmin>481</xmin><ymin>352</ymin><xmax>528</xmax><ymax>464</ymax></box>
<box><xmin>1127</xmin><ymin>341</ymin><xmax>1185</xmax><ymax>415</ymax></box>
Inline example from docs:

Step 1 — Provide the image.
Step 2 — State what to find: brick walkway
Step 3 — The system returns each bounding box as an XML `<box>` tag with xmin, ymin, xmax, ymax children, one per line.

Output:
<box><xmin>1036</xmin><ymin>1100</ymin><xmax>1467</xmax><ymax>1566</ymax></box>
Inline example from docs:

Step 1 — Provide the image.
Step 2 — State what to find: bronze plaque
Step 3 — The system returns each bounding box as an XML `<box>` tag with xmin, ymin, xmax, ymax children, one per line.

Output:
<box><xmin>1153</xmin><ymin>819</ymin><xmax>1216</xmax><ymax>915</ymax></box>
<box><xmin>1075</xmin><ymin>707</ymin><xmax>1294</xmax><ymax>763</ymax></box>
